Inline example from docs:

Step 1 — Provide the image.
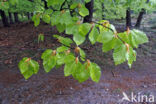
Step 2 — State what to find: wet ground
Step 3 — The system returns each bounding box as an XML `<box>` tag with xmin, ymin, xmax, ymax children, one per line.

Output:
<box><xmin>0</xmin><ymin>16</ymin><xmax>156</xmax><ymax>104</ymax></box>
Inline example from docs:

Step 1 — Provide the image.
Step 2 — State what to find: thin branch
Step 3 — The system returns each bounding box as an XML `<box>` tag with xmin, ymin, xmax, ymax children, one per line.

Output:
<box><xmin>60</xmin><ymin>0</ymin><xmax>66</xmax><ymax>10</ymax></box>
<box><xmin>92</xmin><ymin>21</ymin><xmax>114</xmax><ymax>32</ymax></box>
<box><xmin>92</xmin><ymin>21</ymin><xmax>126</xmax><ymax>44</ymax></box>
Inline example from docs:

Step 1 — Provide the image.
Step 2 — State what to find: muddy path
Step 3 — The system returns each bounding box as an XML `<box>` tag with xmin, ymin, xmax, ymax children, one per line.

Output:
<box><xmin>0</xmin><ymin>20</ymin><xmax>156</xmax><ymax>104</ymax></box>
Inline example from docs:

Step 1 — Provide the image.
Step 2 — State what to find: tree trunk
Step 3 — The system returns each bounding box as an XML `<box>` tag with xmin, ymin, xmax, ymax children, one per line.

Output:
<box><xmin>83</xmin><ymin>0</ymin><xmax>94</xmax><ymax>23</ymax></box>
<box><xmin>126</xmin><ymin>8</ymin><xmax>132</xmax><ymax>28</ymax></box>
<box><xmin>0</xmin><ymin>10</ymin><xmax>9</xmax><ymax>27</ymax></box>
<box><xmin>27</xmin><ymin>12</ymin><xmax>31</xmax><ymax>20</ymax></box>
<box><xmin>42</xmin><ymin>0</ymin><xmax>48</xmax><ymax>9</ymax></box>
<box><xmin>14</xmin><ymin>12</ymin><xmax>19</xmax><ymax>23</ymax></box>
<box><xmin>9</xmin><ymin>12</ymin><xmax>14</xmax><ymax>24</ymax></box>
<box><xmin>31</xmin><ymin>13</ymin><xmax>33</xmax><ymax>17</ymax></box>
<box><xmin>101</xmin><ymin>3</ymin><xmax>105</xmax><ymax>20</ymax></box>
<box><xmin>135</xmin><ymin>0</ymin><xmax>149</xmax><ymax>28</ymax></box>
<box><xmin>135</xmin><ymin>9</ymin><xmax>145</xmax><ymax>28</ymax></box>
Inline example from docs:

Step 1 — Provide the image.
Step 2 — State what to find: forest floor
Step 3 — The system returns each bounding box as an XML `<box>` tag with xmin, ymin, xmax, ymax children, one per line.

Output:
<box><xmin>0</xmin><ymin>15</ymin><xmax>156</xmax><ymax>104</ymax></box>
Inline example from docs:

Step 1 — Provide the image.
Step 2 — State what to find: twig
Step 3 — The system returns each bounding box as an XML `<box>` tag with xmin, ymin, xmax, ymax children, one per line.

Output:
<box><xmin>92</xmin><ymin>21</ymin><xmax>126</xmax><ymax>44</ymax></box>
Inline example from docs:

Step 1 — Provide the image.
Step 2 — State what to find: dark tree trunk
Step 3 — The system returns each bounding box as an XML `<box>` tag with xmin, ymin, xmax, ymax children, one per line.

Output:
<box><xmin>146</xmin><ymin>0</ymin><xmax>150</xmax><ymax>3</ymax></box>
<box><xmin>135</xmin><ymin>9</ymin><xmax>145</xmax><ymax>28</ymax></box>
<box><xmin>27</xmin><ymin>12</ymin><xmax>31</xmax><ymax>20</ymax></box>
<box><xmin>9</xmin><ymin>12</ymin><xmax>14</xmax><ymax>24</ymax></box>
<box><xmin>0</xmin><ymin>10</ymin><xmax>9</xmax><ymax>27</ymax></box>
<box><xmin>83</xmin><ymin>0</ymin><xmax>94</xmax><ymax>23</ymax></box>
<box><xmin>42</xmin><ymin>0</ymin><xmax>48</xmax><ymax>9</ymax></box>
<box><xmin>14</xmin><ymin>12</ymin><xmax>19</xmax><ymax>23</ymax></box>
<box><xmin>31</xmin><ymin>13</ymin><xmax>33</xmax><ymax>17</ymax></box>
<box><xmin>126</xmin><ymin>8</ymin><xmax>132</xmax><ymax>28</ymax></box>
<box><xmin>101</xmin><ymin>3</ymin><xmax>105</xmax><ymax>20</ymax></box>
<box><xmin>135</xmin><ymin>0</ymin><xmax>149</xmax><ymax>28</ymax></box>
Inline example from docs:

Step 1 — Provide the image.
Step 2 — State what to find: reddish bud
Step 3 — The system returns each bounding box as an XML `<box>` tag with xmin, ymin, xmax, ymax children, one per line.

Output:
<box><xmin>75</xmin><ymin>57</ymin><xmax>79</xmax><ymax>64</ymax></box>
<box><xmin>74</xmin><ymin>47</ymin><xmax>80</xmax><ymax>54</ymax></box>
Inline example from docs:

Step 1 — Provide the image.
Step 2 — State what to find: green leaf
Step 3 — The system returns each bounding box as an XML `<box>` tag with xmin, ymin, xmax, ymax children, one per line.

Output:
<box><xmin>38</xmin><ymin>34</ymin><xmax>44</xmax><ymax>43</ymax></box>
<box><xmin>113</xmin><ymin>44</ymin><xmax>127</xmax><ymax>65</ymax></box>
<box><xmin>89</xmin><ymin>27</ymin><xmax>99</xmax><ymax>44</ymax></box>
<box><xmin>56</xmin><ymin>46</ymin><xmax>69</xmax><ymax>52</ymax></box>
<box><xmin>79</xmin><ymin>48</ymin><xmax>86</xmax><ymax>59</ymax></box>
<box><xmin>118</xmin><ymin>32</ymin><xmax>130</xmax><ymax>44</ymax></box>
<box><xmin>85</xmin><ymin>0</ymin><xmax>91</xmax><ymax>3</ymax></box>
<box><xmin>71</xmin><ymin>62</ymin><xmax>90</xmax><ymax>83</ymax></box>
<box><xmin>59</xmin><ymin>37</ymin><xmax>73</xmax><ymax>46</ymax></box>
<box><xmin>22</xmin><ymin>71</ymin><xmax>34</xmax><ymax>80</ymax></box>
<box><xmin>41</xmin><ymin>49</ymin><xmax>57</xmax><ymax>72</ymax></box>
<box><xmin>9</xmin><ymin>0</ymin><xmax>18</xmax><ymax>5</ymax></box>
<box><xmin>53</xmin><ymin>35</ymin><xmax>73</xmax><ymax>46</ymax></box>
<box><xmin>98</xmin><ymin>20</ymin><xmax>110</xmax><ymax>32</ymax></box>
<box><xmin>126</xmin><ymin>47</ymin><xmax>136</xmax><ymax>68</ymax></box>
<box><xmin>66</xmin><ymin>24</ymin><xmax>78</xmax><ymax>35</ymax></box>
<box><xmin>32</xmin><ymin>14</ymin><xmax>40</xmax><ymax>27</ymax></box>
<box><xmin>73</xmin><ymin>33</ymin><xmax>85</xmax><ymax>45</ymax></box>
<box><xmin>44</xmin><ymin>9</ymin><xmax>53</xmax><ymax>14</ymax></box>
<box><xmin>88</xmin><ymin>63</ymin><xmax>101</xmax><ymax>83</ymax></box>
<box><xmin>56</xmin><ymin>53</ymin><xmax>66</xmax><ymax>65</ymax></box>
<box><xmin>51</xmin><ymin>11</ymin><xmax>61</xmax><ymax>26</ymax></box>
<box><xmin>79</xmin><ymin>6</ymin><xmax>89</xmax><ymax>17</ymax></box>
<box><xmin>64</xmin><ymin>54</ymin><xmax>75</xmax><ymax>64</ymax></box>
<box><xmin>41</xmin><ymin>49</ymin><xmax>53</xmax><ymax>60</ymax></box>
<box><xmin>130</xmin><ymin>29</ymin><xmax>148</xmax><ymax>48</ymax></box>
<box><xmin>42</xmin><ymin>14</ymin><xmax>51</xmax><ymax>23</ymax></box>
<box><xmin>78</xmin><ymin>23</ymin><xmax>91</xmax><ymax>36</ymax></box>
<box><xmin>56</xmin><ymin>24</ymin><xmax>66</xmax><ymax>33</ymax></box>
<box><xmin>0</xmin><ymin>2</ymin><xmax>9</xmax><ymax>10</ymax></box>
<box><xmin>70</xmin><ymin>3</ymin><xmax>78</xmax><ymax>9</ymax></box>
<box><xmin>64</xmin><ymin>60</ymin><xmax>90</xmax><ymax>83</ymax></box>
<box><xmin>43</xmin><ymin>55</ymin><xmax>57</xmax><ymax>73</ymax></box>
<box><xmin>102</xmin><ymin>38</ymin><xmax>116</xmax><ymax>52</ymax></box>
<box><xmin>47</xmin><ymin>0</ymin><xmax>65</xmax><ymax>7</ymax></box>
<box><xmin>77</xmin><ymin>68</ymin><xmax>90</xmax><ymax>83</ymax></box>
<box><xmin>18</xmin><ymin>57</ymin><xmax>39</xmax><ymax>80</ymax></box>
<box><xmin>29</xmin><ymin>60</ymin><xmax>39</xmax><ymax>74</ymax></box>
<box><xmin>97</xmin><ymin>31</ymin><xmax>114</xmax><ymax>43</ymax></box>
<box><xmin>60</xmin><ymin>11</ymin><xmax>73</xmax><ymax>25</ymax></box>
<box><xmin>18</xmin><ymin>58</ymin><xmax>29</xmax><ymax>74</ymax></box>
<box><xmin>56</xmin><ymin>53</ymin><xmax>75</xmax><ymax>65</ymax></box>
<box><xmin>64</xmin><ymin>60</ymin><xmax>76</xmax><ymax>76</ymax></box>
<box><xmin>40</xmin><ymin>35</ymin><xmax>44</xmax><ymax>42</ymax></box>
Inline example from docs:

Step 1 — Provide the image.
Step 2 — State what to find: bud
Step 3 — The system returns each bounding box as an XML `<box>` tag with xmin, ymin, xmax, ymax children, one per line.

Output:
<box><xmin>61</xmin><ymin>10</ymin><xmax>65</xmax><ymax>14</ymax></box>
<box><xmin>25</xmin><ymin>58</ymin><xmax>31</xmax><ymax>63</ymax></box>
<box><xmin>74</xmin><ymin>47</ymin><xmax>80</xmax><ymax>54</ymax></box>
<box><xmin>65</xmin><ymin>50</ymin><xmax>70</xmax><ymax>55</ymax></box>
<box><xmin>77</xmin><ymin>3</ymin><xmax>82</xmax><ymax>8</ymax></box>
<box><xmin>125</xmin><ymin>43</ymin><xmax>130</xmax><ymax>53</ymax></box>
<box><xmin>76</xmin><ymin>21</ymin><xmax>81</xmax><ymax>25</ymax></box>
<box><xmin>75</xmin><ymin>57</ymin><xmax>79</xmax><ymax>64</ymax></box>
<box><xmin>114</xmin><ymin>32</ymin><xmax>118</xmax><ymax>38</ymax></box>
<box><xmin>36</xmin><ymin>13</ymin><xmax>40</xmax><ymax>18</ymax></box>
<box><xmin>87</xmin><ymin>59</ymin><xmax>91</xmax><ymax>66</ymax></box>
<box><xmin>52</xmin><ymin>50</ymin><xmax>56</xmax><ymax>56</ymax></box>
<box><xmin>126</xmin><ymin>27</ymin><xmax>130</xmax><ymax>35</ymax></box>
<box><xmin>85</xmin><ymin>59</ymin><xmax>91</xmax><ymax>69</ymax></box>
